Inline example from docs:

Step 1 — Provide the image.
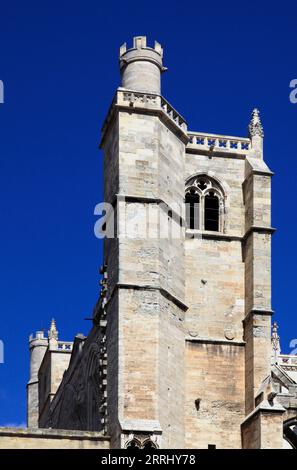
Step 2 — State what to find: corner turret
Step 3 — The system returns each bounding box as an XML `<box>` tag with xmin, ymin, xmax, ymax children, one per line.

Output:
<box><xmin>119</xmin><ymin>36</ymin><xmax>166</xmax><ymax>94</ymax></box>
<box><xmin>27</xmin><ymin>330</ymin><xmax>48</xmax><ymax>427</ymax></box>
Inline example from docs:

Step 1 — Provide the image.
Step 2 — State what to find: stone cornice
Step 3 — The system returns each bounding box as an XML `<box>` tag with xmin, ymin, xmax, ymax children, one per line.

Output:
<box><xmin>113</xmin><ymin>193</ymin><xmax>186</xmax><ymax>226</ymax></box>
<box><xmin>106</xmin><ymin>282</ymin><xmax>188</xmax><ymax>312</ymax></box>
<box><xmin>120</xmin><ymin>419</ymin><xmax>162</xmax><ymax>433</ymax></box>
<box><xmin>243</xmin><ymin>308</ymin><xmax>275</xmax><ymax>326</ymax></box>
<box><xmin>241</xmin><ymin>400</ymin><xmax>285</xmax><ymax>427</ymax></box>
<box><xmin>0</xmin><ymin>427</ymin><xmax>108</xmax><ymax>441</ymax></box>
<box><xmin>242</xmin><ymin>168</ymin><xmax>274</xmax><ymax>196</ymax></box>
<box><xmin>244</xmin><ymin>168</ymin><xmax>274</xmax><ymax>181</ymax></box>
<box><xmin>186</xmin><ymin>147</ymin><xmax>247</xmax><ymax>159</ymax></box>
<box><xmin>186</xmin><ymin>227</ymin><xmax>275</xmax><ymax>243</ymax></box>
<box><xmin>242</xmin><ymin>225</ymin><xmax>276</xmax><ymax>243</ymax></box>
<box><xmin>186</xmin><ymin>230</ymin><xmax>242</xmax><ymax>242</ymax></box>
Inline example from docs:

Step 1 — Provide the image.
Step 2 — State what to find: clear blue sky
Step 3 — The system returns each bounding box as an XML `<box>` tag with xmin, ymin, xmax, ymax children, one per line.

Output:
<box><xmin>0</xmin><ymin>1</ymin><xmax>296</xmax><ymax>425</ymax></box>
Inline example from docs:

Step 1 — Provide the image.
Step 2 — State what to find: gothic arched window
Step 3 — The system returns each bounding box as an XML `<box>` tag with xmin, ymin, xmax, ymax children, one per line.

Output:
<box><xmin>185</xmin><ymin>175</ymin><xmax>224</xmax><ymax>232</ymax></box>
<box><xmin>126</xmin><ymin>438</ymin><xmax>141</xmax><ymax>449</ymax></box>
<box><xmin>125</xmin><ymin>438</ymin><xmax>158</xmax><ymax>449</ymax></box>
<box><xmin>142</xmin><ymin>439</ymin><xmax>157</xmax><ymax>449</ymax></box>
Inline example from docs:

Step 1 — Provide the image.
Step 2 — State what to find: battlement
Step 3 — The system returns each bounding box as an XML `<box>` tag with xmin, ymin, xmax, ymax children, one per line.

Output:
<box><xmin>119</xmin><ymin>36</ymin><xmax>164</xmax><ymax>68</ymax></box>
<box><xmin>29</xmin><ymin>320</ymin><xmax>73</xmax><ymax>353</ymax></box>
<box><xmin>29</xmin><ymin>330</ymin><xmax>45</xmax><ymax>341</ymax></box>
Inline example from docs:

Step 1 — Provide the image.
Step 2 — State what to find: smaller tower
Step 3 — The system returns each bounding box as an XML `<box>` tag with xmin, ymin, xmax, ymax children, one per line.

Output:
<box><xmin>27</xmin><ymin>330</ymin><xmax>48</xmax><ymax>427</ymax></box>
<box><xmin>119</xmin><ymin>36</ymin><xmax>166</xmax><ymax>94</ymax></box>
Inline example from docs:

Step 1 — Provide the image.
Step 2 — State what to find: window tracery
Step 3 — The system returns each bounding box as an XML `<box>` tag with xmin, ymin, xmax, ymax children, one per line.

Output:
<box><xmin>185</xmin><ymin>175</ymin><xmax>225</xmax><ymax>232</ymax></box>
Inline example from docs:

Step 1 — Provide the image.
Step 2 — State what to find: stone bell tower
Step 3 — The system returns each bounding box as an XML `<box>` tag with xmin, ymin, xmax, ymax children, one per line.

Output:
<box><xmin>99</xmin><ymin>35</ymin><xmax>281</xmax><ymax>449</ymax></box>
<box><xmin>100</xmin><ymin>36</ymin><xmax>188</xmax><ymax>448</ymax></box>
<box><xmin>19</xmin><ymin>36</ymin><xmax>290</xmax><ymax>449</ymax></box>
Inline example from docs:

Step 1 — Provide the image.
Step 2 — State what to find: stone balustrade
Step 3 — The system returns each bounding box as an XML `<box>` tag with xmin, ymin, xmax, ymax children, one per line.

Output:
<box><xmin>57</xmin><ymin>341</ymin><xmax>73</xmax><ymax>351</ymax></box>
<box><xmin>116</xmin><ymin>89</ymin><xmax>188</xmax><ymax>133</ymax></box>
<box><xmin>187</xmin><ymin>131</ymin><xmax>251</xmax><ymax>155</ymax></box>
<box><xmin>102</xmin><ymin>89</ymin><xmax>253</xmax><ymax>155</ymax></box>
<box><xmin>160</xmin><ymin>96</ymin><xmax>187</xmax><ymax>132</ymax></box>
<box><xmin>278</xmin><ymin>354</ymin><xmax>297</xmax><ymax>369</ymax></box>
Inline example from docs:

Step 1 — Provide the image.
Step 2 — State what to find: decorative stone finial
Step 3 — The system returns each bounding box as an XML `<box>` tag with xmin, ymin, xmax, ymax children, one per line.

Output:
<box><xmin>48</xmin><ymin>318</ymin><xmax>58</xmax><ymax>341</ymax></box>
<box><xmin>271</xmin><ymin>321</ymin><xmax>281</xmax><ymax>363</ymax></box>
<box><xmin>248</xmin><ymin>108</ymin><xmax>264</xmax><ymax>138</ymax></box>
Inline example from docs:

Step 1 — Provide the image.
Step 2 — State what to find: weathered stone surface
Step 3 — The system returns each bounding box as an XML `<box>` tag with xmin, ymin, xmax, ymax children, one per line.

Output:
<box><xmin>2</xmin><ymin>36</ymin><xmax>296</xmax><ymax>451</ymax></box>
<box><xmin>185</xmin><ymin>341</ymin><xmax>245</xmax><ymax>448</ymax></box>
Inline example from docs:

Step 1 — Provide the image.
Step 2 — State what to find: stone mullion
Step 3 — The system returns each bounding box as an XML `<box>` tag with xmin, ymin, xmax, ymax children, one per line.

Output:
<box><xmin>201</xmin><ymin>195</ymin><xmax>205</xmax><ymax>231</ymax></box>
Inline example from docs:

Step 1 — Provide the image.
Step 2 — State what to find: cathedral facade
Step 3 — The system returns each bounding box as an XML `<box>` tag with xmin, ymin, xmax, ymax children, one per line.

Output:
<box><xmin>1</xmin><ymin>36</ymin><xmax>297</xmax><ymax>449</ymax></box>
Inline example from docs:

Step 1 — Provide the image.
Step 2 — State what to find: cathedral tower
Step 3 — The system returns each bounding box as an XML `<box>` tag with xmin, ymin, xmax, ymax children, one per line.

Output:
<box><xmin>23</xmin><ymin>36</ymin><xmax>292</xmax><ymax>450</ymax></box>
<box><xmin>100</xmin><ymin>36</ymin><xmax>188</xmax><ymax>448</ymax></box>
<box><xmin>99</xmin><ymin>36</ymin><xmax>278</xmax><ymax>448</ymax></box>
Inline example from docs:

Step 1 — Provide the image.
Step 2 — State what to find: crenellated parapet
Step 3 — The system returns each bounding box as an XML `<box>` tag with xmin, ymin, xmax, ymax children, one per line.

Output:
<box><xmin>22</xmin><ymin>35</ymin><xmax>292</xmax><ymax>450</ymax></box>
